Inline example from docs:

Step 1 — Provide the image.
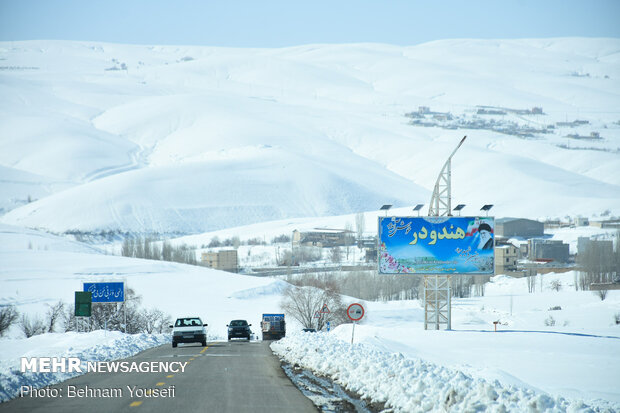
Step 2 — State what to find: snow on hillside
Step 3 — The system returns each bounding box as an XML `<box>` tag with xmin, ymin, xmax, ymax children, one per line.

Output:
<box><xmin>1</xmin><ymin>38</ymin><xmax>620</xmax><ymax>235</ymax></box>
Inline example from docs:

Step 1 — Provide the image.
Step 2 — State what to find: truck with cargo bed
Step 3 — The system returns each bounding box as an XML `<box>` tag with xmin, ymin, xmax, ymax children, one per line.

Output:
<box><xmin>261</xmin><ymin>313</ymin><xmax>285</xmax><ymax>340</ymax></box>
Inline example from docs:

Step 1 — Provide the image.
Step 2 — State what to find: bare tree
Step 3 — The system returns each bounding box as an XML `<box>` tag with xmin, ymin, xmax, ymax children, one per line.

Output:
<box><xmin>344</xmin><ymin>221</ymin><xmax>354</xmax><ymax>260</ymax></box>
<box><xmin>577</xmin><ymin>237</ymin><xmax>617</xmax><ymax>290</ymax></box>
<box><xmin>141</xmin><ymin>308</ymin><xmax>171</xmax><ymax>334</ymax></box>
<box><xmin>162</xmin><ymin>241</ymin><xmax>173</xmax><ymax>261</ymax></box>
<box><xmin>594</xmin><ymin>289</ymin><xmax>608</xmax><ymax>301</ymax></box>
<box><xmin>0</xmin><ymin>305</ymin><xmax>18</xmax><ymax>336</ymax></box>
<box><xmin>20</xmin><ymin>314</ymin><xmax>46</xmax><ymax>337</ymax></box>
<box><xmin>330</xmin><ymin>246</ymin><xmax>342</xmax><ymax>264</ymax></box>
<box><xmin>208</xmin><ymin>236</ymin><xmax>221</xmax><ymax>248</ymax></box>
<box><xmin>355</xmin><ymin>212</ymin><xmax>366</xmax><ymax>243</ymax></box>
<box><xmin>280</xmin><ymin>282</ymin><xmax>348</xmax><ymax>331</ymax></box>
<box><xmin>45</xmin><ymin>301</ymin><xmax>65</xmax><ymax>333</ymax></box>
<box><xmin>232</xmin><ymin>236</ymin><xmax>241</xmax><ymax>250</ymax></box>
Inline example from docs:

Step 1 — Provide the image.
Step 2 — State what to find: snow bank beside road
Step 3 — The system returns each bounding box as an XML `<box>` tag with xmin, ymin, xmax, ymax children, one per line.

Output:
<box><xmin>271</xmin><ymin>332</ymin><xmax>618</xmax><ymax>413</ymax></box>
<box><xmin>0</xmin><ymin>331</ymin><xmax>170</xmax><ymax>402</ymax></box>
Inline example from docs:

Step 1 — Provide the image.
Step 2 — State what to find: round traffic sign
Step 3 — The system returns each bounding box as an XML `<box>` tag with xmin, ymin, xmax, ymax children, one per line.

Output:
<box><xmin>346</xmin><ymin>303</ymin><xmax>365</xmax><ymax>321</ymax></box>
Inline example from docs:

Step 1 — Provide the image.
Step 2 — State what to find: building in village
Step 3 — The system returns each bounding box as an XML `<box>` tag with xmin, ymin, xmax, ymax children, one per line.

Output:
<box><xmin>201</xmin><ymin>250</ymin><xmax>238</xmax><ymax>273</ymax></box>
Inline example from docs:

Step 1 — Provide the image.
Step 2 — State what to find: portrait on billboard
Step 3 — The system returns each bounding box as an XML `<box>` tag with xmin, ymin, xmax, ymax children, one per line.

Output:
<box><xmin>378</xmin><ymin>216</ymin><xmax>495</xmax><ymax>274</ymax></box>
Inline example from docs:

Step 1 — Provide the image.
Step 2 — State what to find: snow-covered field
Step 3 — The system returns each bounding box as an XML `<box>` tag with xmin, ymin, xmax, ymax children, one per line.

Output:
<box><xmin>1</xmin><ymin>224</ymin><xmax>619</xmax><ymax>411</ymax></box>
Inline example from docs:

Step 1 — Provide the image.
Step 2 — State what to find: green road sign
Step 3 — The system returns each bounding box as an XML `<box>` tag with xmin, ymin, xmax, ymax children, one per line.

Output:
<box><xmin>75</xmin><ymin>291</ymin><xmax>92</xmax><ymax>317</ymax></box>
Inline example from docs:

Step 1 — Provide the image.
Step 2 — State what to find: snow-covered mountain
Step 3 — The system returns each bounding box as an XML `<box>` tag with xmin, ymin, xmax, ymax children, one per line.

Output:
<box><xmin>1</xmin><ymin>38</ymin><xmax>619</xmax><ymax>235</ymax></box>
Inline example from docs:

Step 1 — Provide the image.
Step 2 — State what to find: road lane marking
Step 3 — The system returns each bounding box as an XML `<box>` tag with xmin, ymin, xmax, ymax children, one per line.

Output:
<box><xmin>156</xmin><ymin>382</ymin><xmax>165</xmax><ymax>386</ymax></box>
<box><xmin>130</xmin><ymin>401</ymin><xmax>142</xmax><ymax>407</ymax></box>
<box><xmin>166</xmin><ymin>374</ymin><xmax>174</xmax><ymax>378</ymax></box>
<box><xmin>200</xmin><ymin>346</ymin><xmax>209</xmax><ymax>353</ymax></box>
<box><xmin>189</xmin><ymin>357</ymin><xmax>195</xmax><ymax>361</ymax></box>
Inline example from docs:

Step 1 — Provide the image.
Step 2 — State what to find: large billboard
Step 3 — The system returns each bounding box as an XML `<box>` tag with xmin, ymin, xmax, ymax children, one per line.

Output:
<box><xmin>378</xmin><ymin>216</ymin><xmax>494</xmax><ymax>274</ymax></box>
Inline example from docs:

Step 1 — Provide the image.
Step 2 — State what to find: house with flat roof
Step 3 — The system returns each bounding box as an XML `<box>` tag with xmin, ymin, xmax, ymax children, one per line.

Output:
<box><xmin>496</xmin><ymin>218</ymin><xmax>544</xmax><ymax>238</ymax></box>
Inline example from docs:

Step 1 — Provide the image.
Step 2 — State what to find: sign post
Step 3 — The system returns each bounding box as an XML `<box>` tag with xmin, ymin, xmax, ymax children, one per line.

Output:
<box><xmin>346</xmin><ymin>303</ymin><xmax>365</xmax><ymax>344</ymax></box>
<box><xmin>75</xmin><ymin>291</ymin><xmax>92</xmax><ymax>317</ymax></box>
<box><xmin>75</xmin><ymin>291</ymin><xmax>92</xmax><ymax>332</ymax></box>
<box><xmin>83</xmin><ymin>282</ymin><xmax>126</xmax><ymax>332</ymax></box>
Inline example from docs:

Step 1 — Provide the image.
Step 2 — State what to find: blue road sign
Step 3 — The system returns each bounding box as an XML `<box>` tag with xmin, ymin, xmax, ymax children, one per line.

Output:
<box><xmin>83</xmin><ymin>282</ymin><xmax>125</xmax><ymax>303</ymax></box>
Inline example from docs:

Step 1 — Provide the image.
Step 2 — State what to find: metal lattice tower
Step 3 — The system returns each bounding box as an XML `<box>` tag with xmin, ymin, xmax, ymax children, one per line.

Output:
<box><xmin>424</xmin><ymin>136</ymin><xmax>466</xmax><ymax>330</ymax></box>
<box><xmin>428</xmin><ymin>136</ymin><xmax>467</xmax><ymax>217</ymax></box>
<box><xmin>424</xmin><ymin>276</ymin><xmax>452</xmax><ymax>330</ymax></box>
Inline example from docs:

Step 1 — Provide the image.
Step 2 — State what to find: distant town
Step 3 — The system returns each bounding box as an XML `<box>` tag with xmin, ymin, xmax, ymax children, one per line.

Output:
<box><xmin>405</xmin><ymin>105</ymin><xmax>618</xmax><ymax>152</ymax></box>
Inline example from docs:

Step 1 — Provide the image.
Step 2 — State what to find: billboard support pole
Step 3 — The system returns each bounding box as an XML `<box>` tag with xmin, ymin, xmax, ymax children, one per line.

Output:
<box><xmin>424</xmin><ymin>136</ymin><xmax>465</xmax><ymax>330</ymax></box>
<box><xmin>428</xmin><ymin>136</ymin><xmax>466</xmax><ymax>217</ymax></box>
<box><xmin>424</xmin><ymin>275</ymin><xmax>451</xmax><ymax>330</ymax></box>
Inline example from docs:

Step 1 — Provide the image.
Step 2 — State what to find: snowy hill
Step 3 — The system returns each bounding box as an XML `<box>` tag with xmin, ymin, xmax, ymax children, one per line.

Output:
<box><xmin>1</xmin><ymin>38</ymin><xmax>620</xmax><ymax>235</ymax></box>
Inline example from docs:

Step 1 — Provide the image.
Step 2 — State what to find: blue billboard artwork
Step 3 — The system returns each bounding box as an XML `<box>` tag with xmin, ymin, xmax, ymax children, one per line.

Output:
<box><xmin>83</xmin><ymin>282</ymin><xmax>125</xmax><ymax>303</ymax></box>
<box><xmin>378</xmin><ymin>216</ymin><xmax>495</xmax><ymax>274</ymax></box>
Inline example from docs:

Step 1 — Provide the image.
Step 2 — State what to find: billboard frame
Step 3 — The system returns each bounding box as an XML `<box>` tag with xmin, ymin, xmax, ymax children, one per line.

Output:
<box><xmin>378</xmin><ymin>216</ymin><xmax>495</xmax><ymax>275</ymax></box>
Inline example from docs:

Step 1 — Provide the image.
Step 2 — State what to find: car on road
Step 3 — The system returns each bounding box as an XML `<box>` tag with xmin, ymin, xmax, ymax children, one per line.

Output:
<box><xmin>170</xmin><ymin>317</ymin><xmax>208</xmax><ymax>348</ymax></box>
<box><xmin>227</xmin><ymin>319</ymin><xmax>252</xmax><ymax>341</ymax></box>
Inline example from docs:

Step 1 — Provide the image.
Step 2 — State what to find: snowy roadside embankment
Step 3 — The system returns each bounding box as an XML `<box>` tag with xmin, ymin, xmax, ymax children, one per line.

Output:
<box><xmin>271</xmin><ymin>333</ymin><xmax>618</xmax><ymax>413</ymax></box>
<box><xmin>0</xmin><ymin>331</ymin><xmax>170</xmax><ymax>402</ymax></box>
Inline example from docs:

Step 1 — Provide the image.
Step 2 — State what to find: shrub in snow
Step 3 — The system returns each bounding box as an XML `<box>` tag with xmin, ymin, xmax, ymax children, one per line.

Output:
<box><xmin>550</xmin><ymin>279</ymin><xmax>562</xmax><ymax>291</ymax></box>
<box><xmin>544</xmin><ymin>316</ymin><xmax>556</xmax><ymax>327</ymax></box>
<box><xmin>615</xmin><ymin>313</ymin><xmax>620</xmax><ymax>325</ymax></box>
<box><xmin>59</xmin><ymin>288</ymin><xmax>171</xmax><ymax>334</ymax></box>
<box><xmin>548</xmin><ymin>306</ymin><xmax>562</xmax><ymax>311</ymax></box>
<box><xmin>594</xmin><ymin>289</ymin><xmax>608</xmax><ymax>301</ymax></box>
<box><xmin>0</xmin><ymin>306</ymin><xmax>19</xmax><ymax>336</ymax></box>
<box><xmin>247</xmin><ymin>237</ymin><xmax>267</xmax><ymax>245</ymax></box>
<box><xmin>19</xmin><ymin>314</ymin><xmax>46</xmax><ymax>338</ymax></box>
<box><xmin>271</xmin><ymin>233</ymin><xmax>290</xmax><ymax>243</ymax></box>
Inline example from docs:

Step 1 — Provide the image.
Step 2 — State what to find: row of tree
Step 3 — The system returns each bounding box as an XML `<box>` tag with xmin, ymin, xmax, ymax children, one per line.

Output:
<box><xmin>283</xmin><ymin>270</ymin><xmax>490</xmax><ymax>303</ymax></box>
<box><xmin>121</xmin><ymin>237</ymin><xmax>197</xmax><ymax>265</ymax></box>
<box><xmin>0</xmin><ymin>288</ymin><xmax>171</xmax><ymax>338</ymax></box>
<box><xmin>575</xmin><ymin>232</ymin><xmax>620</xmax><ymax>291</ymax></box>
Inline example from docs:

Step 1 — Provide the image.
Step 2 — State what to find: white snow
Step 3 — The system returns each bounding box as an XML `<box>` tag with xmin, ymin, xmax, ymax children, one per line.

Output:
<box><xmin>1</xmin><ymin>38</ymin><xmax>620</xmax><ymax>235</ymax></box>
<box><xmin>1</xmin><ymin>224</ymin><xmax>619</xmax><ymax>411</ymax></box>
<box><xmin>1</xmin><ymin>37</ymin><xmax>620</xmax><ymax>411</ymax></box>
<box><xmin>0</xmin><ymin>331</ymin><xmax>169</xmax><ymax>402</ymax></box>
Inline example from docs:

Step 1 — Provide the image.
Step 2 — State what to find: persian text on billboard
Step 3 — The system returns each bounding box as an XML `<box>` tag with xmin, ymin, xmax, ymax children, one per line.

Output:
<box><xmin>378</xmin><ymin>216</ymin><xmax>494</xmax><ymax>274</ymax></box>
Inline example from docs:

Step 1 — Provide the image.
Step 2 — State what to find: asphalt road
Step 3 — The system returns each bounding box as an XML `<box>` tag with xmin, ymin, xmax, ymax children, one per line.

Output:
<box><xmin>1</xmin><ymin>340</ymin><xmax>318</xmax><ymax>413</ymax></box>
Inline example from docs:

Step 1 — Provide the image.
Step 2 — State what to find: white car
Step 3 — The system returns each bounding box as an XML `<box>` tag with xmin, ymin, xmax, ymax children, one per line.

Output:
<box><xmin>170</xmin><ymin>317</ymin><xmax>208</xmax><ymax>348</ymax></box>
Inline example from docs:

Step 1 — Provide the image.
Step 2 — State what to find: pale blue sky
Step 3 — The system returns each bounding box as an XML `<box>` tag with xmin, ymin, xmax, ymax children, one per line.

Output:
<box><xmin>1</xmin><ymin>0</ymin><xmax>619</xmax><ymax>47</ymax></box>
